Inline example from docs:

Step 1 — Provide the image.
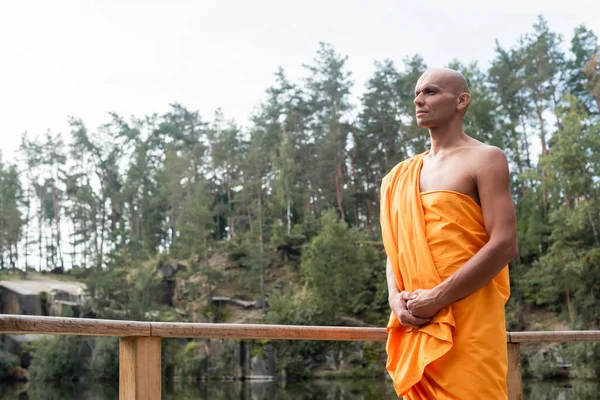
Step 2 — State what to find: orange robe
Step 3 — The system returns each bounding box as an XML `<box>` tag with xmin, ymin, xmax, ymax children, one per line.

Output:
<box><xmin>380</xmin><ymin>151</ymin><xmax>510</xmax><ymax>399</ymax></box>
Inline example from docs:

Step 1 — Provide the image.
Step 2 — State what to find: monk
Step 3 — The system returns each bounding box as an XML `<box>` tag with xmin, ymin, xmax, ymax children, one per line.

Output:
<box><xmin>380</xmin><ymin>68</ymin><xmax>518</xmax><ymax>399</ymax></box>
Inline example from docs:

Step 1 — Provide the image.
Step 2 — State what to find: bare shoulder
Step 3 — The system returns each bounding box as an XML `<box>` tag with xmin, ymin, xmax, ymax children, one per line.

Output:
<box><xmin>465</xmin><ymin>144</ymin><xmax>509</xmax><ymax>173</ymax></box>
<box><xmin>468</xmin><ymin>145</ymin><xmax>511</xmax><ymax>200</ymax></box>
<box><xmin>382</xmin><ymin>152</ymin><xmax>426</xmax><ymax>184</ymax></box>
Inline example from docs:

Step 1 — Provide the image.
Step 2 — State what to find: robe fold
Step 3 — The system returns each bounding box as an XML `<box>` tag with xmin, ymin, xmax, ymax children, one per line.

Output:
<box><xmin>380</xmin><ymin>151</ymin><xmax>510</xmax><ymax>399</ymax></box>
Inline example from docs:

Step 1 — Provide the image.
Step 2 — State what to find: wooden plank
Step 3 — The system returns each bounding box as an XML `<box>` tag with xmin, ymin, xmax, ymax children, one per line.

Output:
<box><xmin>4</xmin><ymin>315</ymin><xmax>600</xmax><ymax>344</ymax></box>
<box><xmin>0</xmin><ymin>315</ymin><xmax>150</xmax><ymax>336</ymax></box>
<box><xmin>150</xmin><ymin>322</ymin><xmax>388</xmax><ymax>341</ymax></box>
<box><xmin>509</xmin><ymin>330</ymin><xmax>600</xmax><ymax>343</ymax></box>
<box><xmin>507</xmin><ymin>343</ymin><xmax>523</xmax><ymax>400</ymax></box>
<box><xmin>120</xmin><ymin>337</ymin><xmax>161</xmax><ymax>400</ymax></box>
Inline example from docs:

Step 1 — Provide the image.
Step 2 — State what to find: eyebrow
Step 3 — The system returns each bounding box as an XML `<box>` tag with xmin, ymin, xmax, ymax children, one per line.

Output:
<box><xmin>415</xmin><ymin>85</ymin><xmax>441</xmax><ymax>96</ymax></box>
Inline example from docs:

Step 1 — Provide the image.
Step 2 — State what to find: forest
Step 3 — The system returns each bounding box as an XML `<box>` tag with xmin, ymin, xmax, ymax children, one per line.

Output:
<box><xmin>1</xmin><ymin>15</ymin><xmax>600</xmax><ymax>387</ymax></box>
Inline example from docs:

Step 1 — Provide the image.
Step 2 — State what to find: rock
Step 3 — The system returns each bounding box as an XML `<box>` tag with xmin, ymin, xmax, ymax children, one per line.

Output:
<box><xmin>153</xmin><ymin>261</ymin><xmax>188</xmax><ymax>306</ymax></box>
<box><xmin>6</xmin><ymin>366</ymin><xmax>30</xmax><ymax>382</ymax></box>
<box><xmin>155</xmin><ymin>261</ymin><xmax>187</xmax><ymax>279</ymax></box>
<box><xmin>250</xmin><ymin>354</ymin><xmax>270</xmax><ymax>378</ymax></box>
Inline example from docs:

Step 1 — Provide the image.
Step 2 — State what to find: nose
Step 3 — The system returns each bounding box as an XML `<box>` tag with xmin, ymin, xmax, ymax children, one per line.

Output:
<box><xmin>414</xmin><ymin>94</ymin><xmax>424</xmax><ymax>107</ymax></box>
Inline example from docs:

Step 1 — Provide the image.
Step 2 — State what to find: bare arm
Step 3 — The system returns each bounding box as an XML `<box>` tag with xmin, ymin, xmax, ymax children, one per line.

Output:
<box><xmin>407</xmin><ymin>148</ymin><xmax>518</xmax><ymax>317</ymax></box>
<box><xmin>386</xmin><ymin>257</ymin><xmax>400</xmax><ymax>299</ymax></box>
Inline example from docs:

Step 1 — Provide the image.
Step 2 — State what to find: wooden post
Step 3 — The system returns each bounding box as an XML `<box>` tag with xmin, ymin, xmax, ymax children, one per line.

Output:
<box><xmin>507</xmin><ymin>343</ymin><xmax>523</xmax><ymax>400</ymax></box>
<box><xmin>120</xmin><ymin>336</ymin><xmax>161</xmax><ymax>400</ymax></box>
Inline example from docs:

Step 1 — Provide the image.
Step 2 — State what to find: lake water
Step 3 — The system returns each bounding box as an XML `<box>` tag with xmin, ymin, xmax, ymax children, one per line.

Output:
<box><xmin>0</xmin><ymin>379</ymin><xmax>596</xmax><ymax>399</ymax></box>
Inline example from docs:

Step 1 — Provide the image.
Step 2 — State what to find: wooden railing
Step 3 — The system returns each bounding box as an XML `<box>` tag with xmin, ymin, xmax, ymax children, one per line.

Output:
<box><xmin>2</xmin><ymin>315</ymin><xmax>600</xmax><ymax>400</ymax></box>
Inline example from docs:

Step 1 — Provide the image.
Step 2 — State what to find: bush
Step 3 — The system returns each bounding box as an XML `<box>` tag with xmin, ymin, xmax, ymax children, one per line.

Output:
<box><xmin>89</xmin><ymin>337</ymin><xmax>119</xmax><ymax>381</ymax></box>
<box><xmin>300</xmin><ymin>209</ymin><xmax>382</xmax><ymax>321</ymax></box>
<box><xmin>26</xmin><ymin>336</ymin><xmax>88</xmax><ymax>382</ymax></box>
<box><xmin>0</xmin><ymin>349</ymin><xmax>19</xmax><ymax>381</ymax></box>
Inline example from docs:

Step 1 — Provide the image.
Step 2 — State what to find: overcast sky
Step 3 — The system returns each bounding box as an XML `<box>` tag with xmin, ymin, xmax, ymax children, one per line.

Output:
<box><xmin>1</xmin><ymin>0</ymin><xmax>599</xmax><ymax>163</ymax></box>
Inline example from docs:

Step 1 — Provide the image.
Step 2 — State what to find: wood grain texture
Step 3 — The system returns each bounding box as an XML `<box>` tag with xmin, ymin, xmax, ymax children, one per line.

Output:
<box><xmin>3</xmin><ymin>315</ymin><xmax>600</xmax><ymax>344</ymax></box>
<box><xmin>150</xmin><ymin>322</ymin><xmax>388</xmax><ymax>341</ymax></box>
<box><xmin>509</xmin><ymin>330</ymin><xmax>600</xmax><ymax>343</ymax></box>
<box><xmin>0</xmin><ymin>315</ymin><xmax>150</xmax><ymax>336</ymax></box>
<box><xmin>507</xmin><ymin>343</ymin><xmax>523</xmax><ymax>400</ymax></box>
<box><xmin>120</xmin><ymin>337</ymin><xmax>161</xmax><ymax>400</ymax></box>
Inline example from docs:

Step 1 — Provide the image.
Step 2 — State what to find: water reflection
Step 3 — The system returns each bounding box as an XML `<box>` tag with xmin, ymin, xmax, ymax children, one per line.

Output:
<box><xmin>524</xmin><ymin>380</ymin><xmax>597</xmax><ymax>400</ymax></box>
<box><xmin>0</xmin><ymin>381</ymin><xmax>118</xmax><ymax>400</ymax></box>
<box><xmin>165</xmin><ymin>379</ymin><xmax>398</xmax><ymax>400</ymax></box>
<box><xmin>0</xmin><ymin>379</ymin><xmax>596</xmax><ymax>399</ymax></box>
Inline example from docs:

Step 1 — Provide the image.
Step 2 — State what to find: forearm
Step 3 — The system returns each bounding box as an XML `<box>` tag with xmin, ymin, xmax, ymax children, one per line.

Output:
<box><xmin>432</xmin><ymin>238</ymin><xmax>517</xmax><ymax>307</ymax></box>
<box><xmin>386</xmin><ymin>258</ymin><xmax>400</xmax><ymax>301</ymax></box>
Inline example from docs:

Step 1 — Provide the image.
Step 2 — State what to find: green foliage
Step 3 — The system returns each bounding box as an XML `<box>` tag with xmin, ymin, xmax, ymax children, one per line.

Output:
<box><xmin>89</xmin><ymin>337</ymin><xmax>119</xmax><ymax>382</ymax></box>
<box><xmin>301</xmin><ymin>209</ymin><xmax>382</xmax><ymax>321</ymax></box>
<box><xmin>266</xmin><ymin>287</ymin><xmax>322</xmax><ymax>326</ymax></box>
<box><xmin>26</xmin><ymin>336</ymin><xmax>88</xmax><ymax>382</ymax></box>
<box><xmin>225</xmin><ymin>235</ymin><xmax>250</xmax><ymax>265</ymax></box>
<box><xmin>265</xmin><ymin>288</ymin><xmax>330</xmax><ymax>379</ymax></box>
<box><xmin>0</xmin><ymin>349</ymin><xmax>19</xmax><ymax>381</ymax></box>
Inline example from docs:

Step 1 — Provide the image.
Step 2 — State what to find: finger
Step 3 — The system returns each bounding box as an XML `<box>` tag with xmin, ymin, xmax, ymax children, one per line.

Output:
<box><xmin>406</xmin><ymin>300</ymin><xmax>423</xmax><ymax>313</ymax></box>
<box><xmin>401</xmin><ymin>310</ymin><xmax>430</xmax><ymax>326</ymax></box>
<box><xmin>400</xmin><ymin>291</ymin><xmax>416</xmax><ymax>307</ymax></box>
<box><xmin>400</xmin><ymin>291</ymin><xmax>417</xmax><ymax>300</ymax></box>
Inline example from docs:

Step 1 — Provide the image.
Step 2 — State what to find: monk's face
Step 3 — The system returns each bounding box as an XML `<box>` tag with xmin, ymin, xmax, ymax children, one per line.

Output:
<box><xmin>413</xmin><ymin>70</ymin><xmax>468</xmax><ymax>129</ymax></box>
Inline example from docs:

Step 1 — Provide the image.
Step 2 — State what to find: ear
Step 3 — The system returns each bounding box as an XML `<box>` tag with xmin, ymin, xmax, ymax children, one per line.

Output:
<box><xmin>456</xmin><ymin>93</ymin><xmax>471</xmax><ymax>111</ymax></box>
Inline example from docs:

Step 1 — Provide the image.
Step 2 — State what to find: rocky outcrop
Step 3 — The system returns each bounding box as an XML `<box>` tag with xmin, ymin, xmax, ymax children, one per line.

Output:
<box><xmin>152</xmin><ymin>261</ymin><xmax>187</xmax><ymax>307</ymax></box>
<box><xmin>0</xmin><ymin>280</ymin><xmax>85</xmax><ymax>317</ymax></box>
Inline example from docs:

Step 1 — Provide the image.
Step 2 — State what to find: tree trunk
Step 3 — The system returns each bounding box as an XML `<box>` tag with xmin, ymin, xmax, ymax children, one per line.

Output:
<box><xmin>519</xmin><ymin>113</ymin><xmax>532</xmax><ymax>169</ymax></box>
<box><xmin>350</xmin><ymin>127</ymin><xmax>360</xmax><ymax>226</ymax></box>
<box><xmin>226</xmin><ymin>168</ymin><xmax>235</xmax><ymax>238</ymax></box>
<box><xmin>51</xmin><ymin>179</ymin><xmax>64</xmax><ymax>269</ymax></box>
<box><xmin>286</xmin><ymin>197</ymin><xmax>291</xmax><ymax>236</ymax></box>
<box><xmin>335</xmin><ymin>161</ymin><xmax>345</xmax><ymax>221</ymax></box>
<box><xmin>566</xmin><ymin>287</ymin><xmax>574</xmax><ymax>326</ymax></box>
<box><xmin>98</xmin><ymin>194</ymin><xmax>107</xmax><ymax>268</ymax></box>
<box><xmin>366</xmin><ymin>196</ymin><xmax>373</xmax><ymax>237</ymax></box>
<box><xmin>37</xmin><ymin>185</ymin><xmax>43</xmax><ymax>271</ymax></box>
<box><xmin>535</xmin><ymin>99</ymin><xmax>548</xmax><ymax>157</ymax></box>
<box><xmin>256</xmin><ymin>178</ymin><xmax>266</xmax><ymax>311</ymax></box>
<box><xmin>24</xmin><ymin>185</ymin><xmax>31</xmax><ymax>270</ymax></box>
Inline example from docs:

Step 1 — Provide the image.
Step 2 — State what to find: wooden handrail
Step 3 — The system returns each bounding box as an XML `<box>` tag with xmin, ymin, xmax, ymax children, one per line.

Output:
<box><xmin>508</xmin><ymin>330</ymin><xmax>600</xmax><ymax>343</ymax></box>
<box><xmin>3</xmin><ymin>314</ymin><xmax>598</xmax><ymax>400</ymax></box>
<box><xmin>3</xmin><ymin>315</ymin><xmax>599</xmax><ymax>343</ymax></box>
<box><xmin>0</xmin><ymin>315</ymin><xmax>151</xmax><ymax>336</ymax></box>
<box><xmin>0</xmin><ymin>315</ymin><xmax>387</xmax><ymax>341</ymax></box>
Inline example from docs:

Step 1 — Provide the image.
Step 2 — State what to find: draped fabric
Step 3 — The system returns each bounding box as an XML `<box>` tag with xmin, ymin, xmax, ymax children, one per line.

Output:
<box><xmin>380</xmin><ymin>152</ymin><xmax>510</xmax><ymax>399</ymax></box>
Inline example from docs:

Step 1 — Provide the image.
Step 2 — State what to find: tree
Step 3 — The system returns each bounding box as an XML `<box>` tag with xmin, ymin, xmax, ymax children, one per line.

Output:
<box><xmin>207</xmin><ymin>110</ymin><xmax>242</xmax><ymax>240</ymax></box>
<box><xmin>568</xmin><ymin>25</ymin><xmax>600</xmax><ymax>113</ymax></box>
<box><xmin>0</xmin><ymin>157</ymin><xmax>24</xmax><ymax>269</ymax></box>
<box><xmin>527</xmin><ymin>96</ymin><xmax>600</xmax><ymax>325</ymax></box>
<box><xmin>304</xmin><ymin>42</ymin><xmax>354</xmax><ymax>221</ymax></box>
<box><xmin>301</xmin><ymin>209</ymin><xmax>380</xmax><ymax>322</ymax></box>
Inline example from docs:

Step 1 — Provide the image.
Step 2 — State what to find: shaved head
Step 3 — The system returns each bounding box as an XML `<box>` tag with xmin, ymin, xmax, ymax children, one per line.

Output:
<box><xmin>413</xmin><ymin>68</ymin><xmax>472</xmax><ymax>127</ymax></box>
<box><xmin>417</xmin><ymin>68</ymin><xmax>470</xmax><ymax>95</ymax></box>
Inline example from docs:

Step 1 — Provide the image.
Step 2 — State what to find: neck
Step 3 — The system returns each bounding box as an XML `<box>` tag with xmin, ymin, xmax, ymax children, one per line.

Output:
<box><xmin>427</xmin><ymin>119</ymin><xmax>466</xmax><ymax>156</ymax></box>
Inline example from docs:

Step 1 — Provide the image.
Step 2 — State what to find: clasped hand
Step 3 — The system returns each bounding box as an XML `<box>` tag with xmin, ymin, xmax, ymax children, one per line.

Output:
<box><xmin>390</xmin><ymin>289</ymin><xmax>442</xmax><ymax>329</ymax></box>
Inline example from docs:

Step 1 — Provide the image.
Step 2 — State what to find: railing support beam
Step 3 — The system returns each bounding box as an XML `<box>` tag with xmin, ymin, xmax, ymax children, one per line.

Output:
<box><xmin>507</xmin><ymin>342</ymin><xmax>523</xmax><ymax>400</ymax></box>
<box><xmin>120</xmin><ymin>336</ymin><xmax>161</xmax><ymax>400</ymax></box>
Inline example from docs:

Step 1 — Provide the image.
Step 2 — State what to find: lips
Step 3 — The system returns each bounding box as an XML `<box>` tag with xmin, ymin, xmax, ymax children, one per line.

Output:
<box><xmin>416</xmin><ymin>110</ymin><xmax>427</xmax><ymax>115</ymax></box>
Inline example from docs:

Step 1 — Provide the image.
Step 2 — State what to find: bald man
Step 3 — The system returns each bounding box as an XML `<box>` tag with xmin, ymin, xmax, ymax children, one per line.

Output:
<box><xmin>380</xmin><ymin>68</ymin><xmax>518</xmax><ymax>399</ymax></box>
